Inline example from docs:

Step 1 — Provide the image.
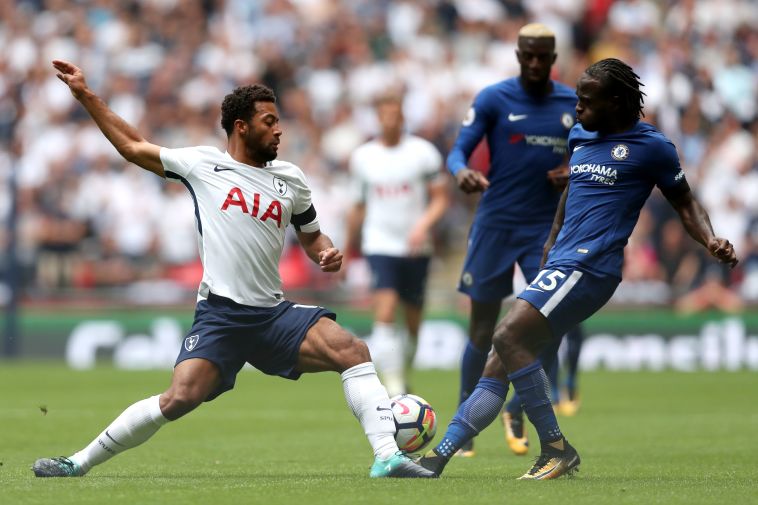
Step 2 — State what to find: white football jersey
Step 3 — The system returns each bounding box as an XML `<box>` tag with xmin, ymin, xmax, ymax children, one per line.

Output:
<box><xmin>160</xmin><ymin>146</ymin><xmax>319</xmax><ymax>307</ymax></box>
<box><xmin>349</xmin><ymin>135</ymin><xmax>443</xmax><ymax>256</ymax></box>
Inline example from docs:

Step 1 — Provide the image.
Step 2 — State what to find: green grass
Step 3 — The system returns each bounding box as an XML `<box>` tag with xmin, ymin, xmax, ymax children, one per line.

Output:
<box><xmin>1</xmin><ymin>364</ymin><xmax>756</xmax><ymax>504</ymax></box>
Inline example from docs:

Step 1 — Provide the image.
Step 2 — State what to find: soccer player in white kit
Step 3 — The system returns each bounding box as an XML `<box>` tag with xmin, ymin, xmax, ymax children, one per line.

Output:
<box><xmin>32</xmin><ymin>60</ymin><xmax>436</xmax><ymax>479</ymax></box>
<box><xmin>344</xmin><ymin>94</ymin><xmax>448</xmax><ymax>397</ymax></box>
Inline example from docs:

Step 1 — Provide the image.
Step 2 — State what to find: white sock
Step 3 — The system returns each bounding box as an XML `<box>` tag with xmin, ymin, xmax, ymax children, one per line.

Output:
<box><xmin>70</xmin><ymin>395</ymin><xmax>169</xmax><ymax>473</ymax></box>
<box><xmin>341</xmin><ymin>362</ymin><xmax>399</xmax><ymax>460</ymax></box>
<box><xmin>370</xmin><ymin>323</ymin><xmax>406</xmax><ymax>397</ymax></box>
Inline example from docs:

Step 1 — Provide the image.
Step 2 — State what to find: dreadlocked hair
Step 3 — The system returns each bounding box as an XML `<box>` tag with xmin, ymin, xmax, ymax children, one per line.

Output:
<box><xmin>220</xmin><ymin>84</ymin><xmax>276</xmax><ymax>136</ymax></box>
<box><xmin>585</xmin><ymin>58</ymin><xmax>646</xmax><ymax>122</ymax></box>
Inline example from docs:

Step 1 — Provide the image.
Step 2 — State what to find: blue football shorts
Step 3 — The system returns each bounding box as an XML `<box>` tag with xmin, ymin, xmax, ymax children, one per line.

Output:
<box><xmin>365</xmin><ymin>254</ymin><xmax>431</xmax><ymax>306</ymax></box>
<box><xmin>517</xmin><ymin>264</ymin><xmax>620</xmax><ymax>338</ymax></box>
<box><xmin>458</xmin><ymin>224</ymin><xmax>550</xmax><ymax>302</ymax></box>
<box><xmin>175</xmin><ymin>292</ymin><xmax>336</xmax><ymax>401</ymax></box>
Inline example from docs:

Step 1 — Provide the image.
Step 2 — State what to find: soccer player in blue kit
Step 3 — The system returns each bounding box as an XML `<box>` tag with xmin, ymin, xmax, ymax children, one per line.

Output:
<box><xmin>32</xmin><ymin>60</ymin><xmax>436</xmax><ymax>479</ymax></box>
<box><xmin>419</xmin><ymin>58</ymin><xmax>738</xmax><ymax>480</ymax></box>
<box><xmin>448</xmin><ymin>23</ymin><xmax>582</xmax><ymax>456</ymax></box>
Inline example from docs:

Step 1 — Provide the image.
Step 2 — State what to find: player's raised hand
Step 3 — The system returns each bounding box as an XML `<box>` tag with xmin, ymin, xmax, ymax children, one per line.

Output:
<box><xmin>52</xmin><ymin>60</ymin><xmax>89</xmax><ymax>99</ymax></box>
<box><xmin>318</xmin><ymin>247</ymin><xmax>343</xmax><ymax>272</ymax></box>
<box><xmin>455</xmin><ymin>168</ymin><xmax>490</xmax><ymax>194</ymax></box>
<box><xmin>707</xmin><ymin>238</ymin><xmax>738</xmax><ymax>268</ymax></box>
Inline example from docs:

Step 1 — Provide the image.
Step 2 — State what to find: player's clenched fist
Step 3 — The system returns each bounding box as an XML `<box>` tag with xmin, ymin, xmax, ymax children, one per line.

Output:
<box><xmin>318</xmin><ymin>247</ymin><xmax>343</xmax><ymax>272</ymax></box>
<box><xmin>707</xmin><ymin>238</ymin><xmax>738</xmax><ymax>268</ymax></box>
<box><xmin>455</xmin><ymin>168</ymin><xmax>490</xmax><ymax>194</ymax></box>
<box><xmin>52</xmin><ymin>60</ymin><xmax>89</xmax><ymax>98</ymax></box>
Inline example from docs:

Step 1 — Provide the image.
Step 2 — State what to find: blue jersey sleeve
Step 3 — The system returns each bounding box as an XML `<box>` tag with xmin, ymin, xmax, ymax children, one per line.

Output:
<box><xmin>651</xmin><ymin>138</ymin><xmax>686</xmax><ymax>191</ymax></box>
<box><xmin>446</xmin><ymin>87</ymin><xmax>496</xmax><ymax>176</ymax></box>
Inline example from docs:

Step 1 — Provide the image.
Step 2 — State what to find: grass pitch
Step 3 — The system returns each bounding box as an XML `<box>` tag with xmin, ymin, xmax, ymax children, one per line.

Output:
<box><xmin>1</xmin><ymin>363</ymin><xmax>756</xmax><ymax>505</ymax></box>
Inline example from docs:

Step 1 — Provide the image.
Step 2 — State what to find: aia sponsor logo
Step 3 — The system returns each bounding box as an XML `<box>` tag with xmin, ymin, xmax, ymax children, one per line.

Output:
<box><xmin>220</xmin><ymin>187</ymin><xmax>283</xmax><ymax>227</ymax></box>
<box><xmin>374</xmin><ymin>183</ymin><xmax>412</xmax><ymax>197</ymax></box>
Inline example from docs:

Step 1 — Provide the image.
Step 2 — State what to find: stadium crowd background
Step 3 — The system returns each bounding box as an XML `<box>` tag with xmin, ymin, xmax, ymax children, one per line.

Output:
<box><xmin>0</xmin><ymin>0</ymin><xmax>756</xmax><ymax>312</ymax></box>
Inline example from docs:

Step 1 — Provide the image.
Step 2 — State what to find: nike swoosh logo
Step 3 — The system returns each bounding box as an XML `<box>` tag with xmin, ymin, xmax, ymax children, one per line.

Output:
<box><xmin>573</xmin><ymin>145</ymin><xmax>584</xmax><ymax>152</ymax></box>
<box><xmin>213</xmin><ymin>166</ymin><xmax>234</xmax><ymax>172</ymax></box>
<box><xmin>105</xmin><ymin>430</ymin><xmax>125</xmax><ymax>447</ymax></box>
<box><xmin>376</xmin><ymin>406</ymin><xmax>392</xmax><ymax>412</ymax></box>
<box><xmin>524</xmin><ymin>286</ymin><xmax>544</xmax><ymax>292</ymax></box>
<box><xmin>508</xmin><ymin>113</ymin><xmax>528</xmax><ymax>121</ymax></box>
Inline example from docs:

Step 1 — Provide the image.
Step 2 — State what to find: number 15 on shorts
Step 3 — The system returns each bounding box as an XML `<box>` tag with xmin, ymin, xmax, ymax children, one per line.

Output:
<box><xmin>525</xmin><ymin>269</ymin><xmax>566</xmax><ymax>292</ymax></box>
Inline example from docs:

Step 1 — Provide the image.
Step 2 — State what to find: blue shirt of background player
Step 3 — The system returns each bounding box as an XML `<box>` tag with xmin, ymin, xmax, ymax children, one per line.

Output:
<box><xmin>447</xmin><ymin>77</ymin><xmax>577</xmax><ymax>228</ymax></box>
<box><xmin>545</xmin><ymin>121</ymin><xmax>687</xmax><ymax>278</ymax></box>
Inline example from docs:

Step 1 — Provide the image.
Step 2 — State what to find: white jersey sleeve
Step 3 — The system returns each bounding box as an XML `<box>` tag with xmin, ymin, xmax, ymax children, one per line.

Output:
<box><xmin>288</xmin><ymin>166</ymin><xmax>320</xmax><ymax>233</ymax></box>
<box><xmin>160</xmin><ymin>146</ymin><xmax>216</xmax><ymax>179</ymax></box>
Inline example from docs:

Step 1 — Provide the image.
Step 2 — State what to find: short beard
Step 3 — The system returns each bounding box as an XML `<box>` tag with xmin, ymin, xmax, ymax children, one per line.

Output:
<box><xmin>262</xmin><ymin>147</ymin><xmax>278</xmax><ymax>162</ymax></box>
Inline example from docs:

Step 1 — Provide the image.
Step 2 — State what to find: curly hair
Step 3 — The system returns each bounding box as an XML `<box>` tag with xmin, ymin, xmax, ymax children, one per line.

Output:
<box><xmin>220</xmin><ymin>84</ymin><xmax>276</xmax><ymax>136</ymax></box>
<box><xmin>585</xmin><ymin>58</ymin><xmax>646</xmax><ymax>122</ymax></box>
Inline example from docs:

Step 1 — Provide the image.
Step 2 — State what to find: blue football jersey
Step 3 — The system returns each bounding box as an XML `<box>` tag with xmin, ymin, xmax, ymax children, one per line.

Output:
<box><xmin>545</xmin><ymin>121</ymin><xmax>687</xmax><ymax>277</ymax></box>
<box><xmin>447</xmin><ymin>78</ymin><xmax>577</xmax><ymax>228</ymax></box>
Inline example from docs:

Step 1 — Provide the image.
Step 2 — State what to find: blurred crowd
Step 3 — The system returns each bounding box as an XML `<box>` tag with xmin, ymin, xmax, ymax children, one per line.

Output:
<box><xmin>0</xmin><ymin>0</ymin><xmax>756</xmax><ymax>311</ymax></box>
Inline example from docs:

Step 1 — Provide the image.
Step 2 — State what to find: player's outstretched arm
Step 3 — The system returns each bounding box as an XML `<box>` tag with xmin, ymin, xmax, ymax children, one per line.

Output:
<box><xmin>297</xmin><ymin>230</ymin><xmax>343</xmax><ymax>272</ymax></box>
<box><xmin>663</xmin><ymin>186</ymin><xmax>738</xmax><ymax>268</ymax></box>
<box><xmin>540</xmin><ymin>182</ymin><xmax>570</xmax><ymax>268</ymax></box>
<box><xmin>52</xmin><ymin>60</ymin><xmax>165</xmax><ymax>177</ymax></box>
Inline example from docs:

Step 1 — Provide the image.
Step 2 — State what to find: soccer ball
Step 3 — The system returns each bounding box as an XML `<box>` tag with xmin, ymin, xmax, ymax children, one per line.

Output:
<box><xmin>390</xmin><ymin>394</ymin><xmax>437</xmax><ymax>454</ymax></box>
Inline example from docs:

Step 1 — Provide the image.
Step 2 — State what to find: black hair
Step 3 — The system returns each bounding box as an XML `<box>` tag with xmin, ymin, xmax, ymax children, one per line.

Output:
<box><xmin>585</xmin><ymin>58</ymin><xmax>646</xmax><ymax>121</ymax></box>
<box><xmin>220</xmin><ymin>84</ymin><xmax>276</xmax><ymax>136</ymax></box>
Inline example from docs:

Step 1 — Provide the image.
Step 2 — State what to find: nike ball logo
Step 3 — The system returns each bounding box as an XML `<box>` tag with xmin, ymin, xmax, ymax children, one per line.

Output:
<box><xmin>508</xmin><ymin>113</ymin><xmax>528</xmax><ymax>121</ymax></box>
<box><xmin>213</xmin><ymin>166</ymin><xmax>234</xmax><ymax>172</ymax></box>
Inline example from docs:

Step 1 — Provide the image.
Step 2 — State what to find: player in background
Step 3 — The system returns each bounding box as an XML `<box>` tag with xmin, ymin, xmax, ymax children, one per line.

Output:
<box><xmin>447</xmin><ymin>23</ymin><xmax>582</xmax><ymax>456</ymax></box>
<box><xmin>32</xmin><ymin>60</ymin><xmax>436</xmax><ymax>479</ymax></box>
<box><xmin>418</xmin><ymin>58</ymin><xmax>738</xmax><ymax>480</ymax></box>
<box><xmin>344</xmin><ymin>93</ymin><xmax>448</xmax><ymax>397</ymax></box>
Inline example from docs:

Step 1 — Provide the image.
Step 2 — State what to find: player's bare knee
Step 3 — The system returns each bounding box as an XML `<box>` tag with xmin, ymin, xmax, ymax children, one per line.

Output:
<box><xmin>492</xmin><ymin>319</ymin><xmax>518</xmax><ymax>359</ymax></box>
<box><xmin>159</xmin><ymin>387</ymin><xmax>205</xmax><ymax>420</ymax></box>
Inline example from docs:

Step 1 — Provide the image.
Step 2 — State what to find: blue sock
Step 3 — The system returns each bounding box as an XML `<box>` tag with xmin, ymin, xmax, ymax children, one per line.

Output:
<box><xmin>458</xmin><ymin>341</ymin><xmax>489</xmax><ymax>405</ymax></box>
<box><xmin>508</xmin><ymin>361</ymin><xmax>562</xmax><ymax>448</ymax></box>
<box><xmin>434</xmin><ymin>377</ymin><xmax>508</xmax><ymax>458</ymax></box>
<box><xmin>538</xmin><ymin>338</ymin><xmax>561</xmax><ymax>404</ymax></box>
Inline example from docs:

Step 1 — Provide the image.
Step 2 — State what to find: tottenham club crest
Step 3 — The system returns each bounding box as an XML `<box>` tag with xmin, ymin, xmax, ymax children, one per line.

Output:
<box><xmin>611</xmin><ymin>144</ymin><xmax>630</xmax><ymax>160</ymax></box>
<box><xmin>561</xmin><ymin>112</ymin><xmax>574</xmax><ymax>129</ymax></box>
<box><xmin>184</xmin><ymin>334</ymin><xmax>199</xmax><ymax>351</ymax></box>
<box><xmin>273</xmin><ymin>176</ymin><xmax>288</xmax><ymax>196</ymax></box>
